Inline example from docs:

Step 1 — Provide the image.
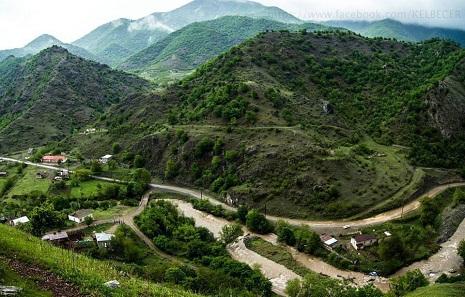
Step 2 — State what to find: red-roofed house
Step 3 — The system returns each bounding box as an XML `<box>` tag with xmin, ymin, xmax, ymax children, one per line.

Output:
<box><xmin>351</xmin><ymin>234</ymin><xmax>377</xmax><ymax>250</ymax></box>
<box><xmin>41</xmin><ymin>155</ymin><xmax>67</xmax><ymax>164</ymax></box>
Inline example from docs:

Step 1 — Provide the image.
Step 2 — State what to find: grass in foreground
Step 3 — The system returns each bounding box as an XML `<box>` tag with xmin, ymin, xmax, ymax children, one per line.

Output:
<box><xmin>0</xmin><ymin>224</ymin><xmax>202</xmax><ymax>297</ymax></box>
<box><xmin>406</xmin><ymin>282</ymin><xmax>465</xmax><ymax>297</ymax></box>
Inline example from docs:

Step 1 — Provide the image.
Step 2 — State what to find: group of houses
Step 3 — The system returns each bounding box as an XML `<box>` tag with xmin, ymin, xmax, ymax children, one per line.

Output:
<box><xmin>41</xmin><ymin>230</ymin><xmax>114</xmax><ymax>249</ymax></box>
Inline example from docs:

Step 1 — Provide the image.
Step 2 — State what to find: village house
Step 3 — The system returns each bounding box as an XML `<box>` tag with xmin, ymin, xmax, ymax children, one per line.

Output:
<box><xmin>320</xmin><ymin>234</ymin><xmax>338</xmax><ymax>249</ymax></box>
<box><xmin>94</xmin><ymin>232</ymin><xmax>115</xmax><ymax>248</ymax></box>
<box><xmin>0</xmin><ymin>172</ymin><xmax>7</xmax><ymax>177</ymax></box>
<box><xmin>99</xmin><ymin>155</ymin><xmax>113</xmax><ymax>164</ymax></box>
<box><xmin>11</xmin><ymin>216</ymin><xmax>30</xmax><ymax>226</ymax></box>
<box><xmin>41</xmin><ymin>155</ymin><xmax>67</xmax><ymax>164</ymax></box>
<box><xmin>68</xmin><ymin>209</ymin><xmax>93</xmax><ymax>224</ymax></box>
<box><xmin>351</xmin><ymin>234</ymin><xmax>378</xmax><ymax>250</ymax></box>
<box><xmin>42</xmin><ymin>231</ymin><xmax>69</xmax><ymax>245</ymax></box>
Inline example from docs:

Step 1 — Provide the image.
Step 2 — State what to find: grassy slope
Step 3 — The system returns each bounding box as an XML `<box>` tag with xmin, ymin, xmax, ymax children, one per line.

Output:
<box><xmin>0</xmin><ymin>224</ymin><xmax>202</xmax><ymax>297</ymax></box>
<box><xmin>406</xmin><ymin>283</ymin><xmax>465</xmax><ymax>297</ymax></box>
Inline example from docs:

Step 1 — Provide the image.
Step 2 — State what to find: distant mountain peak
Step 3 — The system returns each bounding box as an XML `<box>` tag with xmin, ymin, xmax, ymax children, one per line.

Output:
<box><xmin>26</xmin><ymin>34</ymin><xmax>62</xmax><ymax>48</ymax></box>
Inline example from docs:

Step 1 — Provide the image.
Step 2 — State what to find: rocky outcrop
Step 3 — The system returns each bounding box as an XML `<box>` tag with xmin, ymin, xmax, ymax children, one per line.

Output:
<box><xmin>426</xmin><ymin>59</ymin><xmax>465</xmax><ymax>138</ymax></box>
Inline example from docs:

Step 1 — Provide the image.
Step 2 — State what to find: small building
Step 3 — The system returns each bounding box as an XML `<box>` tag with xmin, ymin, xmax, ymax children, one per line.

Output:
<box><xmin>320</xmin><ymin>234</ymin><xmax>338</xmax><ymax>248</ymax></box>
<box><xmin>0</xmin><ymin>172</ymin><xmax>7</xmax><ymax>177</ymax></box>
<box><xmin>99</xmin><ymin>155</ymin><xmax>113</xmax><ymax>164</ymax></box>
<box><xmin>11</xmin><ymin>216</ymin><xmax>30</xmax><ymax>226</ymax></box>
<box><xmin>42</xmin><ymin>231</ymin><xmax>69</xmax><ymax>245</ymax></box>
<box><xmin>68</xmin><ymin>209</ymin><xmax>93</xmax><ymax>224</ymax></box>
<box><xmin>384</xmin><ymin>231</ymin><xmax>392</xmax><ymax>237</ymax></box>
<box><xmin>27</xmin><ymin>148</ymin><xmax>34</xmax><ymax>155</ymax></box>
<box><xmin>351</xmin><ymin>234</ymin><xmax>377</xmax><ymax>250</ymax></box>
<box><xmin>59</xmin><ymin>170</ymin><xmax>70</xmax><ymax>179</ymax></box>
<box><xmin>36</xmin><ymin>172</ymin><xmax>47</xmax><ymax>179</ymax></box>
<box><xmin>41</xmin><ymin>155</ymin><xmax>67</xmax><ymax>164</ymax></box>
<box><xmin>94</xmin><ymin>232</ymin><xmax>115</xmax><ymax>248</ymax></box>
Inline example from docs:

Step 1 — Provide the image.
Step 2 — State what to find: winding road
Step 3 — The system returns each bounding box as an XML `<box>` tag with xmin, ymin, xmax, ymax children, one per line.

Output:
<box><xmin>2</xmin><ymin>156</ymin><xmax>465</xmax><ymax>295</ymax></box>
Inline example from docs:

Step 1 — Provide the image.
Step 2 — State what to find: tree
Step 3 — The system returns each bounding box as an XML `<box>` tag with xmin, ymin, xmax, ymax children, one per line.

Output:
<box><xmin>390</xmin><ymin>269</ymin><xmax>429</xmax><ymax>297</ymax></box>
<box><xmin>294</xmin><ymin>227</ymin><xmax>322</xmax><ymax>255</ymax></box>
<box><xmin>133</xmin><ymin>154</ymin><xmax>145</xmax><ymax>168</ymax></box>
<box><xmin>74</xmin><ymin>169</ymin><xmax>91</xmax><ymax>182</ymax></box>
<box><xmin>29</xmin><ymin>204</ymin><xmax>65</xmax><ymax>236</ymax></box>
<box><xmin>165</xmin><ymin>158</ymin><xmax>179</xmax><ymax>179</ymax></box>
<box><xmin>276</xmin><ymin>220</ymin><xmax>296</xmax><ymax>246</ymax></box>
<box><xmin>84</xmin><ymin>215</ymin><xmax>94</xmax><ymax>226</ymax></box>
<box><xmin>220</xmin><ymin>223</ymin><xmax>244</xmax><ymax>245</ymax></box>
<box><xmin>90</xmin><ymin>161</ymin><xmax>102</xmax><ymax>173</ymax></box>
<box><xmin>132</xmin><ymin>168</ymin><xmax>151</xmax><ymax>184</ymax></box>
<box><xmin>378</xmin><ymin>234</ymin><xmax>405</xmax><ymax>261</ymax></box>
<box><xmin>419</xmin><ymin>198</ymin><xmax>440</xmax><ymax>226</ymax></box>
<box><xmin>286</xmin><ymin>273</ymin><xmax>383</xmax><ymax>297</ymax></box>
<box><xmin>112</xmin><ymin>143</ymin><xmax>122</xmax><ymax>154</ymax></box>
<box><xmin>237</xmin><ymin>205</ymin><xmax>248</xmax><ymax>224</ymax></box>
<box><xmin>246</xmin><ymin>209</ymin><xmax>273</xmax><ymax>234</ymax></box>
<box><xmin>458</xmin><ymin>240</ymin><xmax>465</xmax><ymax>263</ymax></box>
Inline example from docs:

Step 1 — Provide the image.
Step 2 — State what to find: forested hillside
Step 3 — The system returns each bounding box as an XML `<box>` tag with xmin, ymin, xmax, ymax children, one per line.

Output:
<box><xmin>0</xmin><ymin>46</ymin><xmax>148</xmax><ymax>152</ymax></box>
<box><xmin>65</xmin><ymin>31</ymin><xmax>465</xmax><ymax>219</ymax></box>
<box><xmin>120</xmin><ymin>16</ymin><xmax>327</xmax><ymax>82</ymax></box>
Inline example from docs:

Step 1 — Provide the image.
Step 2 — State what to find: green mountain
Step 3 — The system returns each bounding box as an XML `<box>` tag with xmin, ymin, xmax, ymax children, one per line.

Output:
<box><xmin>0</xmin><ymin>34</ymin><xmax>98</xmax><ymax>62</ymax></box>
<box><xmin>0</xmin><ymin>46</ymin><xmax>148</xmax><ymax>152</ymax></box>
<box><xmin>119</xmin><ymin>16</ymin><xmax>327</xmax><ymax>82</ymax></box>
<box><xmin>70</xmin><ymin>31</ymin><xmax>465</xmax><ymax>219</ymax></box>
<box><xmin>72</xmin><ymin>0</ymin><xmax>302</xmax><ymax>66</ymax></box>
<box><xmin>326</xmin><ymin>19</ymin><xmax>465</xmax><ymax>46</ymax></box>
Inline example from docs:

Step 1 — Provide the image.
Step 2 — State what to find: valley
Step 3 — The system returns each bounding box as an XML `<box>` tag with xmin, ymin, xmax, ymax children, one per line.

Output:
<box><xmin>1</xmin><ymin>0</ymin><xmax>465</xmax><ymax>296</ymax></box>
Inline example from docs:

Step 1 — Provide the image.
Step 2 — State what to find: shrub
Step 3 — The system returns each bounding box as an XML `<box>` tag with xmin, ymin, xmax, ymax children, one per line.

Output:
<box><xmin>246</xmin><ymin>209</ymin><xmax>273</xmax><ymax>234</ymax></box>
<box><xmin>219</xmin><ymin>224</ymin><xmax>244</xmax><ymax>245</ymax></box>
<box><xmin>390</xmin><ymin>269</ymin><xmax>429</xmax><ymax>296</ymax></box>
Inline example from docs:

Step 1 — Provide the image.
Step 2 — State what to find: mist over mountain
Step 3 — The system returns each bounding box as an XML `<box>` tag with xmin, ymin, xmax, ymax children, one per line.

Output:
<box><xmin>325</xmin><ymin>19</ymin><xmax>465</xmax><ymax>46</ymax></box>
<box><xmin>72</xmin><ymin>0</ymin><xmax>302</xmax><ymax>66</ymax></box>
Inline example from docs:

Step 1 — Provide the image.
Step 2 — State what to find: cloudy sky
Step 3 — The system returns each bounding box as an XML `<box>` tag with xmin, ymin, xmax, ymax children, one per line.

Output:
<box><xmin>0</xmin><ymin>0</ymin><xmax>464</xmax><ymax>50</ymax></box>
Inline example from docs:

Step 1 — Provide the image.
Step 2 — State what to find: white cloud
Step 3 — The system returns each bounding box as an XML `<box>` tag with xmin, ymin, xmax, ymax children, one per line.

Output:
<box><xmin>0</xmin><ymin>0</ymin><xmax>463</xmax><ymax>50</ymax></box>
<box><xmin>127</xmin><ymin>15</ymin><xmax>175</xmax><ymax>33</ymax></box>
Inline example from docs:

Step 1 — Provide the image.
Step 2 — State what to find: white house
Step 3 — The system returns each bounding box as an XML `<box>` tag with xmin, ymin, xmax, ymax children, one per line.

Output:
<box><xmin>99</xmin><ymin>155</ymin><xmax>113</xmax><ymax>164</ymax></box>
<box><xmin>68</xmin><ymin>209</ymin><xmax>93</xmax><ymax>224</ymax></box>
<box><xmin>320</xmin><ymin>234</ymin><xmax>338</xmax><ymax>248</ymax></box>
<box><xmin>11</xmin><ymin>216</ymin><xmax>30</xmax><ymax>226</ymax></box>
<box><xmin>94</xmin><ymin>232</ymin><xmax>115</xmax><ymax>248</ymax></box>
<box><xmin>351</xmin><ymin>234</ymin><xmax>377</xmax><ymax>250</ymax></box>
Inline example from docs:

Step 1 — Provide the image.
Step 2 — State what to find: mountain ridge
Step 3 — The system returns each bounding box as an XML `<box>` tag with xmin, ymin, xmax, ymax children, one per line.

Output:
<box><xmin>0</xmin><ymin>46</ymin><xmax>149</xmax><ymax>152</ymax></box>
<box><xmin>325</xmin><ymin>18</ymin><xmax>465</xmax><ymax>46</ymax></box>
<box><xmin>72</xmin><ymin>0</ymin><xmax>302</xmax><ymax>66</ymax></box>
<box><xmin>0</xmin><ymin>34</ymin><xmax>100</xmax><ymax>63</ymax></box>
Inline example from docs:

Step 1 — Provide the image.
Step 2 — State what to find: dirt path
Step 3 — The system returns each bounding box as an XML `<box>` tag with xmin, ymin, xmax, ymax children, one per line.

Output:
<box><xmin>2</xmin><ymin>257</ymin><xmax>86</xmax><ymax>297</ymax></box>
<box><xmin>395</xmin><ymin>218</ymin><xmax>465</xmax><ymax>281</ymax></box>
